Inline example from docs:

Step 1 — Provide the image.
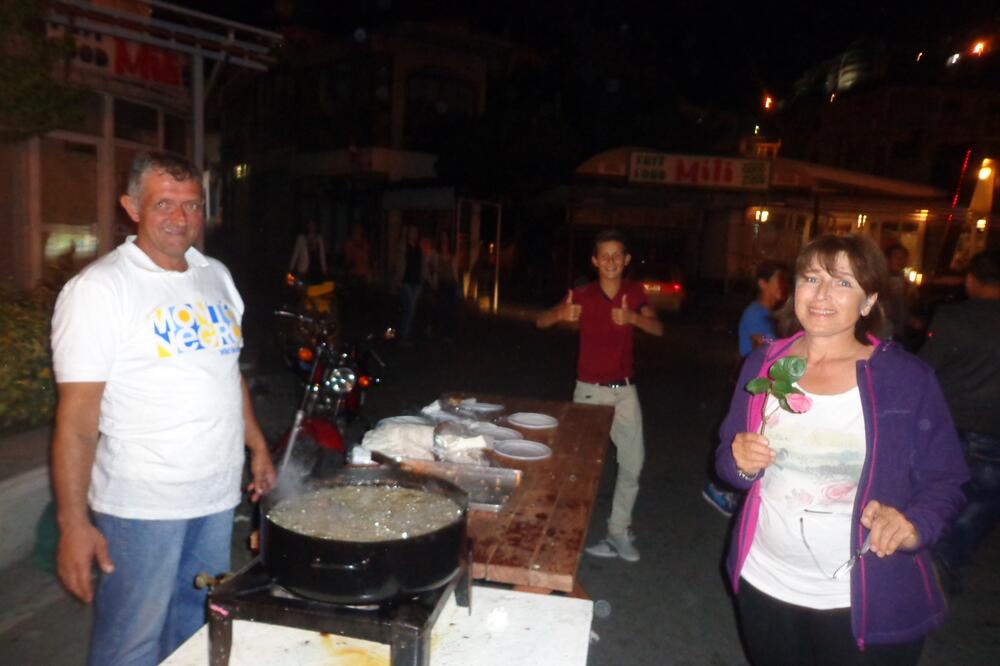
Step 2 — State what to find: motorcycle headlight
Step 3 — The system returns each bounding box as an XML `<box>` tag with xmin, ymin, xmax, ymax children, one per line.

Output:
<box><xmin>324</xmin><ymin>366</ymin><xmax>356</xmax><ymax>394</ymax></box>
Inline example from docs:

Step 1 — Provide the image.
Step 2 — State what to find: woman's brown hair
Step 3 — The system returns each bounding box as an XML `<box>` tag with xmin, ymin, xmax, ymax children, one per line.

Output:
<box><xmin>776</xmin><ymin>234</ymin><xmax>889</xmax><ymax>344</ymax></box>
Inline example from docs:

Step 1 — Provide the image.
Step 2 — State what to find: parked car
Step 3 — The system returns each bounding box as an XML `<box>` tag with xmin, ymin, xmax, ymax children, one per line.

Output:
<box><xmin>632</xmin><ymin>261</ymin><xmax>686</xmax><ymax>313</ymax></box>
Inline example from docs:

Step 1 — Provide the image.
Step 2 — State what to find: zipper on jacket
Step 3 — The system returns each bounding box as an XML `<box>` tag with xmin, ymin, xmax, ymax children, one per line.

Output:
<box><xmin>854</xmin><ymin>353</ymin><xmax>881</xmax><ymax>650</ymax></box>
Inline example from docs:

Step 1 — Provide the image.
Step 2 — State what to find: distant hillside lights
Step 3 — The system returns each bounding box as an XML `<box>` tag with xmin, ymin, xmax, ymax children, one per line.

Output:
<box><xmin>948</xmin><ymin>39</ymin><xmax>989</xmax><ymax>66</ymax></box>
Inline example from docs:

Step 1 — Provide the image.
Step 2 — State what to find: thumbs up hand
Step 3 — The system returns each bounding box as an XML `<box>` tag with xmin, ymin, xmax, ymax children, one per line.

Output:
<box><xmin>560</xmin><ymin>289</ymin><xmax>582</xmax><ymax>323</ymax></box>
<box><xmin>611</xmin><ymin>294</ymin><xmax>633</xmax><ymax>326</ymax></box>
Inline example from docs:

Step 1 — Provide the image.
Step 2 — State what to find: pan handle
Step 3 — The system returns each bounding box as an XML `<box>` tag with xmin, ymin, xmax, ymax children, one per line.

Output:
<box><xmin>309</xmin><ymin>556</ymin><xmax>372</xmax><ymax>572</ymax></box>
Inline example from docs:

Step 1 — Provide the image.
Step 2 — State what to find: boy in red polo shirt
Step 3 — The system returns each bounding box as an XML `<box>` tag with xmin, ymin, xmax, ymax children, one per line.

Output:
<box><xmin>537</xmin><ymin>229</ymin><xmax>663</xmax><ymax>561</ymax></box>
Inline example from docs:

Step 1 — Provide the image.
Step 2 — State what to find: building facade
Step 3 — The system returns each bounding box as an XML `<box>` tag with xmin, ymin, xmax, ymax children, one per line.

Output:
<box><xmin>563</xmin><ymin>147</ymin><xmax>954</xmax><ymax>291</ymax></box>
<box><xmin>216</xmin><ymin>21</ymin><xmax>542</xmax><ymax>297</ymax></box>
<box><xmin>2</xmin><ymin>0</ymin><xmax>278</xmax><ymax>289</ymax></box>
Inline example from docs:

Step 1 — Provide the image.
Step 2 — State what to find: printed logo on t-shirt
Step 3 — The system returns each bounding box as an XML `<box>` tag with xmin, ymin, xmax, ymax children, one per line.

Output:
<box><xmin>152</xmin><ymin>301</ymin><xmax>242</xmax><ymax>357</ymax></box>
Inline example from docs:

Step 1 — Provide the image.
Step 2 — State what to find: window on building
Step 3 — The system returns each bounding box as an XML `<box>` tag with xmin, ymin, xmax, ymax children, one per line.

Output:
<box><xmin>941</xmin><ymin>98</ymin><xmax>962</xmax><ymax>116</ymax></box>
<box><xmin>404</xmin><ymin>69</ymin><xmax>478</xmax><ymax>149</ymax></box>
<box><xmin>164</xmin><ymin>113</ymin><xmax>188</xmax><ymax>155</ymax></box>
<box><xmin>41</xmin><ymin>139</ymin><xmax>99</xmax><ymax>281</ymax></box>
<box><xmin>58</xmin><ymin>91</ymin><xmax>104</xmax><ymax>136</ymax></box>
<box><xmin>987</xmin><ymin>104</ymin><xmax>1000</xmax><ymax>134</ymax></box>
<box><xmin>114</xmin><ymin>98</ymin><xmax>158</xmax><ymax>145</ymax></box>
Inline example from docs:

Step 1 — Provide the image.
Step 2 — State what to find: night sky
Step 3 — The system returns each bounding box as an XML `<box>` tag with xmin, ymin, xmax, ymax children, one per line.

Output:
<box><xmin>179</xmin><ymin>0</ymin><xmax>1000</xmax><ymax>110</ymax></box>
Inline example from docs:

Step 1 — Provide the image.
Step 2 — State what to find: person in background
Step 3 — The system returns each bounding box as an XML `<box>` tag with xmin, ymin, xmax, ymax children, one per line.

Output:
<box><xmin>703</xmin><ymin>260</ymin><xmax>787</xmax><ymax>517</ymax></box>
<box><xmin>288</xmin><ymin>219</ymin><xmax>327</xmax><ymax>284</ymax></box>
<box><xmin>716</xmin><ymin>233</ymin><xmax>966</xmax><ymax>665</ymax></box>
<box><xmin>398</xmin><ymin>225</ymin><xmax>426</xmax><ymax>343</ymax></box>
<box><xmin>343</xmin><ymin>222</ymin><xmax>372</xmax><ymax>286</ymax></box>
<box><xmin>50</xmin><ymin>152</ymin><xmax>276</xmax><ymax>665</ymax></box>
<box><xmin>537</xmin><ymin>229</ymin><xmax>663</xmax><ymax>562</ymax></box>
<box><xmin>882</xmin><ymin>243</ymin><xmax>912</xmax><ymax>343</ymax></box>
<box><xmin>921</xmin><ymin>250</ymin><xmax>1000</xmax><ymax>595</ymax></box>
<box><xmin>428</xmin><ymin>230</ymin><xmax>461</xmax><ymax>342</ymax></box>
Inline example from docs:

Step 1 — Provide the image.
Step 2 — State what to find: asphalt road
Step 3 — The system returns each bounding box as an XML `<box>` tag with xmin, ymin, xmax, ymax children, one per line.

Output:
<box><xmin>1</xmin><ymin>293</ymin><xmax>998</xmax><ymax>665</ymax></box>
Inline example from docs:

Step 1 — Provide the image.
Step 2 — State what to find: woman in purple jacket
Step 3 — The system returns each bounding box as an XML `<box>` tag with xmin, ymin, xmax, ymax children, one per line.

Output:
<box><xmin>715</xmin><ymin>234</ymin><xmax>968</xmax><ymax>665</ymax></box>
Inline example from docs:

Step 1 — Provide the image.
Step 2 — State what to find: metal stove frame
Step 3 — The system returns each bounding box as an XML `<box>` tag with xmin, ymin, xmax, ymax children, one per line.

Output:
<box><xmin>206</xmin><ymin>556</ymin><xmax>471</xmax><ymax>666</ymax></box>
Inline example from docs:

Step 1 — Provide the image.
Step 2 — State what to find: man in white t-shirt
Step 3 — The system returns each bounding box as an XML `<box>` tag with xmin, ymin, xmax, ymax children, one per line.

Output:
<box><xmin>50</xmin><ymin>152</ymin><xmax>276</xmax><ymax>666</ymax></box>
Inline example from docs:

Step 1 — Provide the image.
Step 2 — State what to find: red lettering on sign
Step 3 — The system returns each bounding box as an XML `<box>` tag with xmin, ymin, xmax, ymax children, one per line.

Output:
<box><xmin>675</xmin><ymin>159</ymin><xmax>699</xmax><ymax>184</ymax></box>
<box><xmin>114</xmin><ymin>38</ymin><xmax>181</xmax><ymax>86</ymax></box>
<box><xmin>675</xmin><ymin>158</ymin><xmax>739</xmax><ymax>185</ymax></box>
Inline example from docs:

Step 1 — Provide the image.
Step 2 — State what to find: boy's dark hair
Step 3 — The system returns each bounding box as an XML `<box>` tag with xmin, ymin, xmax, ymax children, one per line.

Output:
<box><xmin>968</xmin><ymin>250</ymin><xmax>1000</xmax><ymax>285</ymax></box>
<box><xmin>592</xmin><ymin>229</ymin><xmax>629</xmax><ymax>256</ymax></box>
<box><xmin>755</xmin><ymin>260</ymin><xmax>785</xmax><ymax>284</ymax></box>
<box><xmin>884</xmin><ymin>242</ymin><xmax>909</xmax><ymax>260</ymax></box>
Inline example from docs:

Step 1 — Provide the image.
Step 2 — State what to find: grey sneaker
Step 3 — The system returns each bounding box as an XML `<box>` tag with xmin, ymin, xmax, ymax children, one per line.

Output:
<box><xmin>585</xmin><ymin>540</ymin><xmax>617</xmax><ymax>558</ymax></box>
<box><xmin>585</xmin><ymin>532</ymin><xmax>640</xmax><ymax>562</ymax></box>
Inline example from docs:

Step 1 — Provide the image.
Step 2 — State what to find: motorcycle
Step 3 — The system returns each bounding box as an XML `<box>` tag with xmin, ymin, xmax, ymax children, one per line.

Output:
<box><xmin>272</xmin><ymin>305</ymin><xmax>393</xmax><ymax>478</ymax></box>
<box><xmin>276</xmin><ymin>273</ymin><xmax>339</xmax><ymax>373</ymax></box>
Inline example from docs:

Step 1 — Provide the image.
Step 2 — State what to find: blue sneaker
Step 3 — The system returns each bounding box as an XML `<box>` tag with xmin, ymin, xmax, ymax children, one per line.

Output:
<box><xmin>702</xmin><ymin>482</ymin><xmax>739</xmax><ymax>517</ymax></box>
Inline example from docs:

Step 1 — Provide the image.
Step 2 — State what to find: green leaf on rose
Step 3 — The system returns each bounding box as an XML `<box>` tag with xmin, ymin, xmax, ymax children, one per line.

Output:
<box><xmin>745</xmin><ymin>355</ymin><xmax>809</xmax><ymax>416</ymax></box>
<box><xmin>770</xmin><ymin>356</ymin><xmax>806</xmax><ymax>382</ymax></box>
<box><xmin>771</xmin><ymin>379</ymin><xmax>794</xmax><ymax>396</ymax></box>
<box><xmin>768</xmin><ymin>364</ymin><xmax>791</xmax><ymax>382</ymax></box>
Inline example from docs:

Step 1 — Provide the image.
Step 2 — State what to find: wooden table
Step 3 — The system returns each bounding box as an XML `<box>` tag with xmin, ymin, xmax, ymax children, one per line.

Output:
<box><xmin>454</xmin><ymin>394</ymin><xmax>614</xmax><ymax>596</ymax></box>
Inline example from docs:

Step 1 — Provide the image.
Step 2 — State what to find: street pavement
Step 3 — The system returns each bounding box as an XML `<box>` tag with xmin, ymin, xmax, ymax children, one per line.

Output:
<box><xmin>1</xmin><ymin>293</ymin><xmax>998</xmax><ymax>665</ymax></box>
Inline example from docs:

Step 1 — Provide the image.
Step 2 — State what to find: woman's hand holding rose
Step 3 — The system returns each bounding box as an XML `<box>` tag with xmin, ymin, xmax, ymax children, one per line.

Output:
<box><xmin>731</xmin><ymin>432</ymin><xmax>775</xmax><ymax>478</ymax></box>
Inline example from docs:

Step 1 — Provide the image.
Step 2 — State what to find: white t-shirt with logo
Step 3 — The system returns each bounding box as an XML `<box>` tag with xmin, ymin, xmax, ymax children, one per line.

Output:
<box><xmin>52</xmin><ymin>237</ymin><xmax>246</xmax><ymax>519</ymax></box>
<box><xmin>741</xmin><ymin>387</ymin><xmax>867</xmax><ymax>609</ymax></box>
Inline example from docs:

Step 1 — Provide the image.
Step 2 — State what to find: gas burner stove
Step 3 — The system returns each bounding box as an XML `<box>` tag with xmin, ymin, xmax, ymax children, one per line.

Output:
<box><xmin>206</xmin><ymin>557</ymin><xmax>471</xmax><ymax>666</ymax></box>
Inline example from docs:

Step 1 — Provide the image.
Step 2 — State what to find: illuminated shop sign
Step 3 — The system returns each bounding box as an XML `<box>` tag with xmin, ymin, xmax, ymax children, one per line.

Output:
<box><xmin>46</xmin><ymin>23</ymin><xmax>188</xmax><ymax>90</ymax></box>
<box><xmin>629</xmin><ymin>152</ymin><xmax>769</xmax><ymax>190</ymax></box>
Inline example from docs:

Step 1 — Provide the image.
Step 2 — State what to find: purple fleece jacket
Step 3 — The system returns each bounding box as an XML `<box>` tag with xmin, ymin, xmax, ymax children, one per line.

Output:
<box><xmin>716</xmin><ymin>333</ymin><xmax>969</xmax><ymax>648</ymax></box>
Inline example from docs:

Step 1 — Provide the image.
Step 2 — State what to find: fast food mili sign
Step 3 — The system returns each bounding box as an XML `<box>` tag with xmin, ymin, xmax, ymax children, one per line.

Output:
<box><xmin>46</xmin><ymin>23</ymin><xmax>188</xmax><ymax>92</ymax></box>
<box><xmin>630</xmin><ymin>152</ymin><xmax>769</xmax><ymax>190</ymax></box>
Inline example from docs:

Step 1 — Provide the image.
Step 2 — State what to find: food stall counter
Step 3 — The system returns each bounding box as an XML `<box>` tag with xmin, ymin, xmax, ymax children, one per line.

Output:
<box><xmin>161</xmin><ymin>585</ymin><xmax>593</xmax><ymax>665</ymax></box>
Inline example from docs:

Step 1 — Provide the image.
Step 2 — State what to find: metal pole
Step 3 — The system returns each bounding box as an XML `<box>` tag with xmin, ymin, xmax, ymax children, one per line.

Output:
<box><xmin>193</xmin><ymin>49</ymin><xmax>205</xmax><ymax>171</ymax></box>
<box><xmin>493</xmin><ymin>203</ymin><xmax>502</xmax><ymax>313</ymax></box>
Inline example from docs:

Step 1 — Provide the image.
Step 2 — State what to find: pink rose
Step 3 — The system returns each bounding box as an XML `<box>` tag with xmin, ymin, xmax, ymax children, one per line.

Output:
<box><xmin>786</xmin><ymin>393</ymin><xmax>813</xmax><ymax>413</ymax></box>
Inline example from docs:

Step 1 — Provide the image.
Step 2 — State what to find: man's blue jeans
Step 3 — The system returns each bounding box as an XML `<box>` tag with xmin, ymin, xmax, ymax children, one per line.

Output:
<box><xmin>936</xmin><ymin>431</ymin><xmax>1000</xmax><ymax>570</ymax></box>
<box><xmin>88</xmin><ymin>508</ymin><xmax>234</xmax><ymax>666</ymax></box>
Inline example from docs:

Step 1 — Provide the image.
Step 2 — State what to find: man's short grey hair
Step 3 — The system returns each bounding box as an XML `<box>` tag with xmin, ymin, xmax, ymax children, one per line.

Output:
<box><xmin>126</xmin><ymin>152</ymin><xmax>202</xmax><ymax>201</ymax></box>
